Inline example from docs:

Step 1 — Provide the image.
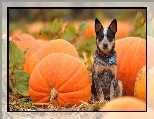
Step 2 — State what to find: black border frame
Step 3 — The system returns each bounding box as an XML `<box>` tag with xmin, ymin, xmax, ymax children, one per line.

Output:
<box><xmin>7</xmin><ymin>7</ymin><xmax>147</xmax><ymax>112</ymax></box>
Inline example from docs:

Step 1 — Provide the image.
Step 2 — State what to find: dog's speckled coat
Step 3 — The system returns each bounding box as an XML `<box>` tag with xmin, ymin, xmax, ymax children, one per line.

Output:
<box><xmin>91</xmin><ymin>18</ymin><xmax>123</xmax><ymax>101</ymax></box>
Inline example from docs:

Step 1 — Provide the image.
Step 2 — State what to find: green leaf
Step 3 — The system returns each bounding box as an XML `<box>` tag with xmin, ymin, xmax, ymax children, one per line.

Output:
<box><xmin>78</xmin><ymin>21</ymin><xmax>89</xmax><ymax>33</ymax></box>
<box><xmin>39</xmin><ymin>18</ymin><xmax>63</xmax><ymax>40</ymax></box>
<box><xmin>60</xmin><ymin>23</ymin><xmax>76</xmax><ymax>41</ymax></box>
<box><xmin>128</xmin><ymin>11</ymin><xmax>146</xmax><ymax>39</ymax></box>
<box><xmin>13</xmin><ymin>70</ymin><xmax>30</xmax><ymax>96</ymax></box>
<box><xmin>9</xmin><ymin>41</ymin><xmax>26</xmax><ymax>72</ymax></box>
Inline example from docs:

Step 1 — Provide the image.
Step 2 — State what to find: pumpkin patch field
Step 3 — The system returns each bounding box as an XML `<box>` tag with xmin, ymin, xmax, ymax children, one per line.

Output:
<box><xmin>8</xmin><ymin>10</ymin><xmax>148</xmax><ymax>111</ymax></box>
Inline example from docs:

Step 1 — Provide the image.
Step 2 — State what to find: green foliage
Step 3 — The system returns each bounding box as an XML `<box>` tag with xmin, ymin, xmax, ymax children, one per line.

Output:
<box><xmin>9</xmin><ymin>22</ymin><xmax>28</xmax><ymax>35</ymax></box>
<box><xmin>60</xmin><ymin>23</ymin><xmax>76</xmax><ymax>41</ymax></box>
<box><xmin>17</xmin><ymin>97</ymin><xmax>33</xmax><ymax>109</ymax></box>
<box><xmin>128</xmin><ymin>11</ymin><xmax>146</xmax><ymax>39</ymax></box>
<box><xmin>9</xmin><ymin>41</ymin><xmax>27</xmax><ymax>73</ymax></box>
<box><xmin>13</xmin><ymin>70</ymin><xmax>30</xmax><ymax>96</ymax></box>
<box><xmin>39</xmin><ymin>18</ymin><xmax>95</xmax><ymax>60</ymax></box>
<box><xmin>147</xmin><ymin>9</ymin><xmax>154</xmax><ymax>37</ymax></box>
<box><xmin>39</xmin><ymin>18</ymin><xmax>63</xmax><ymax>40</ymax></box>
<box><xmin>78</xmin><ymin>21</ymin><xmax>89</xmax><ymax>33</ymax></box>
<box><xmin>9</xmin><ymin>41</ymin><xmax>30</xmax><ymax>97</ymax></box>
<box><xmin>75</xmin><ymin>36</ymin><xmax>95</xmax><ymax>59</ymax></box>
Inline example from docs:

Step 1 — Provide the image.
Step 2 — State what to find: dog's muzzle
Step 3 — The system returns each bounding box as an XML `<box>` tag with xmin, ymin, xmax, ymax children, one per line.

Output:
<box><xmin>103</xmin><ymin>43</ymin><xmax>108</xmax><ymax>49</ymax></box>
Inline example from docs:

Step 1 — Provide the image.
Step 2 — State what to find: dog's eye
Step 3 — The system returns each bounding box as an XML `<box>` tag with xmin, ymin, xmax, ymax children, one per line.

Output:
<box><xmin>101</xmin><ymin>35</ymin><xmax>104</xmax><ymax>38</ymax></box>
<box><xmin>108</xmin><ymin>35</ymin><xmax>112</xmax><ymax>39</ymax></box>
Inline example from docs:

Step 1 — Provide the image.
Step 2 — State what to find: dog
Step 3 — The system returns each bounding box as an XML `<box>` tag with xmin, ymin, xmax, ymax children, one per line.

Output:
<box><xmin>91</xmin><ymin>18</ymin><xmax>123</xmax><ymax>102</ymax></box>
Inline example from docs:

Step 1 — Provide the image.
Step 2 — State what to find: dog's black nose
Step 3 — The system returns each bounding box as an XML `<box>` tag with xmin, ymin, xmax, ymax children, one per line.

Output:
<box><xmin>103</xmin><ymin>44</ymin><xmax>108</xmax><ymax>49</ymax></box>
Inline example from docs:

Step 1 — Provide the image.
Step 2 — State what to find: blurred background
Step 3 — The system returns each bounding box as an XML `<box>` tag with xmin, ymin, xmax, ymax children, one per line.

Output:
<box><xmin>8</xmin><ymin>8</ymin><xmax>146</xmax><ymax>60</ymax></box>
<box><xmin>9</xmin><ymin>9</ymin><xmax>146</xmax><ymax>22</ymax></box>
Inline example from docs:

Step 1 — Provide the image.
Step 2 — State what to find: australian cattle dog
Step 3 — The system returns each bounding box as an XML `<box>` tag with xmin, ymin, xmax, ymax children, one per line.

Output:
<box><xmin>91</xmin><ymin>18</ymin><xmax>123</xmax><ymax>101</ymax></box>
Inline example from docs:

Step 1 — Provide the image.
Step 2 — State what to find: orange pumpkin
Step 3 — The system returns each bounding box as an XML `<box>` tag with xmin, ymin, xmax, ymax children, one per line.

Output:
<box><xmin>116</xmin><ymin>21</ymin><xmax>131</xmax><ymax>39</ymax></box>
<box><xmin>24</xmin><ymin>39</ymin><xmax>79</xmax><ymax>74</ymax></box>
<box><xmin>100</xmin><ymin>96</ymin><xmax>146</xmax><ymax>111</ymax></box>
<box><xmin>134</xmin><ymin>65</ymin><xmax>146</xmax><ymax>102</ymax></box>
<box><xmin>147</xmin><ymin>36</ymin><xmax>154</xmax><ymax>70</ymax></box>
<box><xmin>10</xmin><ymin>33</ymin><xmax>41</xmax><ymax>60</ymax></box>
<box><xmin>26</xmin><ymin>21</ymin><xmax>45</xmax><ymax>35</ymax></box>
<box><xmin>84</xmin><ymin>26</ymin><xmax>95</xmax><ymax>38</ymax></box>
<box><xmin>115</xmin><ymin>37</ymin><xmax>146</xmax><ymax>96</ymax></box>
<box><xmin>37</xmin><ymin>39</ymin><xmax>49</xmax><ymax>47</ymax></box>
<box><xmin>29</xmin><ymin>53</ymin><xmax>91</xmax><ymax>107</ymax></box>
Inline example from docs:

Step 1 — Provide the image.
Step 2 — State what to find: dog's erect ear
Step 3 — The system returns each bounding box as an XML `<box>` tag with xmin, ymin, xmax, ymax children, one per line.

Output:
<box><xmin>95</xmin><ymin>18</ymin><xmax>103</xmax><ymax>33</ymax></box>
<box><xmin>108</xmin><ymin>19</ymin><xmax>117</xmax><ymax>34</ymax></box>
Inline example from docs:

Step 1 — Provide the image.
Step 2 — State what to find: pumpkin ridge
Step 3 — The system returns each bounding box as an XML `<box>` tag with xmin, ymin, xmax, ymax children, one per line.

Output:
<box><xmin>57</xmin><ymin>84</ymin><xmax>91</xmax><ymax>106</ymax></box>
<box><xmin>124</xmin><ymin>38</ymin><xmax>136</xmax><ymax>78</ymax></box>
<box><xmin>29</xmin><ymin>67</ymin><xmax>50</xmax><ymax>92</ymax></box>
<box><xmin>128</xmin><ymin>38</ymin><xmax>141</xmax><ymax>78</ymax></box>
<box><xmin>54</xmin><ymin>54</ymin><xmax>68</xmax><ymax>89</ymax></box>
<box><xmin>56</xmin><ymin>96</ymin><xmax>68</xmax><ymax>107</ymax></box>
<box><xmin>119</xmin><ymin>38</ymin><xmax>136</xmax><ymax>75</ymax></box>
<box><xmin>29</xmin><ymin>86</ymin><xmax>50</xmax><ymax>102</ymax></box>
<box><xmin>30</xmin><ymin>66</ymin><xmax>50</xmax><ymax>93</ymax></box>
<box><xmin>117</xmin><ymin>38</ymin><xmax>133</xmax><ymax>83</ymax></box>
<box><xmin>56</xmin><ymin>84</ymin><xmax>91</xmax><ymax>107</ymax></box>
<box><xmin>59</xmin><ymin>83</ymin><xmax>90</xmax><ymax>94</ymax></box>
<box><xmin>65</xmin><ymin>73</ymin><xmax>90</xmax><ymax>92</ymax></box>
<box><xmin>38</xmin><ymin>96</ymin><xmax>50</xmax><ymax>103</ymax></box>
<box><xmin>58</xmin><ymin>62</ymin><xmax>83</xmax><ymax>91</ymax></box>
<box><xmin>116</xmin><ymin>37</ymin><xmax>130</xmax><ymax>53</ymax></box>
<box><xmin>38</xmin><ymin>66</ymin><xmax>52</xmax><ymax>89</ymax></box>
<box><xmin>58</xmin><ymin>64</ymin><xmax>90</xmax><ymax>93</ymax></box>
<box><xmin>128</xmin><ymin>38</ymin><xmax>145</xmax><ymax>95</ymax></box>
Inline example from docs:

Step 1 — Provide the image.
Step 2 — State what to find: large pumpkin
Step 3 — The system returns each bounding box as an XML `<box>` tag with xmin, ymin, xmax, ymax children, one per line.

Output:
<box><xmin>115</xmin><ymin>37</ymin><xmax>146</xmax><ymax>96</ymax></box>
<box><xmin>147</xmin><ymin>36</ymin><xmax>154</xmax><ymax>70</ymax></box>
<box><xmin>29</xmin><ymin>53</ymin><xmax>91</xmax><ymax>107</ymax></box>
<box><xmin>134</xmin><ymin>65</ymin><xmax>146</xmax><ymax>102</ymax></box>
<box><xmin>24</xmin><ymin>39</ymin><xmax>79</xmax><ymax>74</ymax></box>
<box><xmin>10</xmin><ymin>33</ymin><xmax>41</xmax><ymax>60</ymax></box>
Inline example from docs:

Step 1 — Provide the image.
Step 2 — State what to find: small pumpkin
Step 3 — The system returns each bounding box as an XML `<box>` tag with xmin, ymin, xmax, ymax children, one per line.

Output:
<box><xmin>10</xmin><ymin>33</ymin><xmax>41</xmax><ymax>60</ymax></box>
<box><xmin>29</xmin><ymin>53</ymin><xmax>91</xmax><ymax>107</ymax></box>
<box><xmin>24</xmin><ymin>39</ymin><xmax>79</xmax><ymax>75</ymax></box>
<box><xmin>115</xmin><ymin>37</ymin><xmax>146</xmax><ymax>96</ymax></box>
<box><xmin>147</xmin><ymin>67</ymin><xmax>154</xmax><ymax>109</ymax></box>
<box><xmin>100</xmin><ymin>96</ymin><xmax>146</xmax><ymax>111</ymax></box>
<box><xmin>134</xmin><ymin>65</ymin><xmax>146</xmax><ymax>102</ymax></box>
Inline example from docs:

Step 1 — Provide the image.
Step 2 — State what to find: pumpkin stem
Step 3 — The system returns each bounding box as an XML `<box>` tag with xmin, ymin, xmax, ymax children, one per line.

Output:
<box><xmin>50</xmin><ymin>88</ymin><xmax>58</xmax><ymax>104</ymax></box>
